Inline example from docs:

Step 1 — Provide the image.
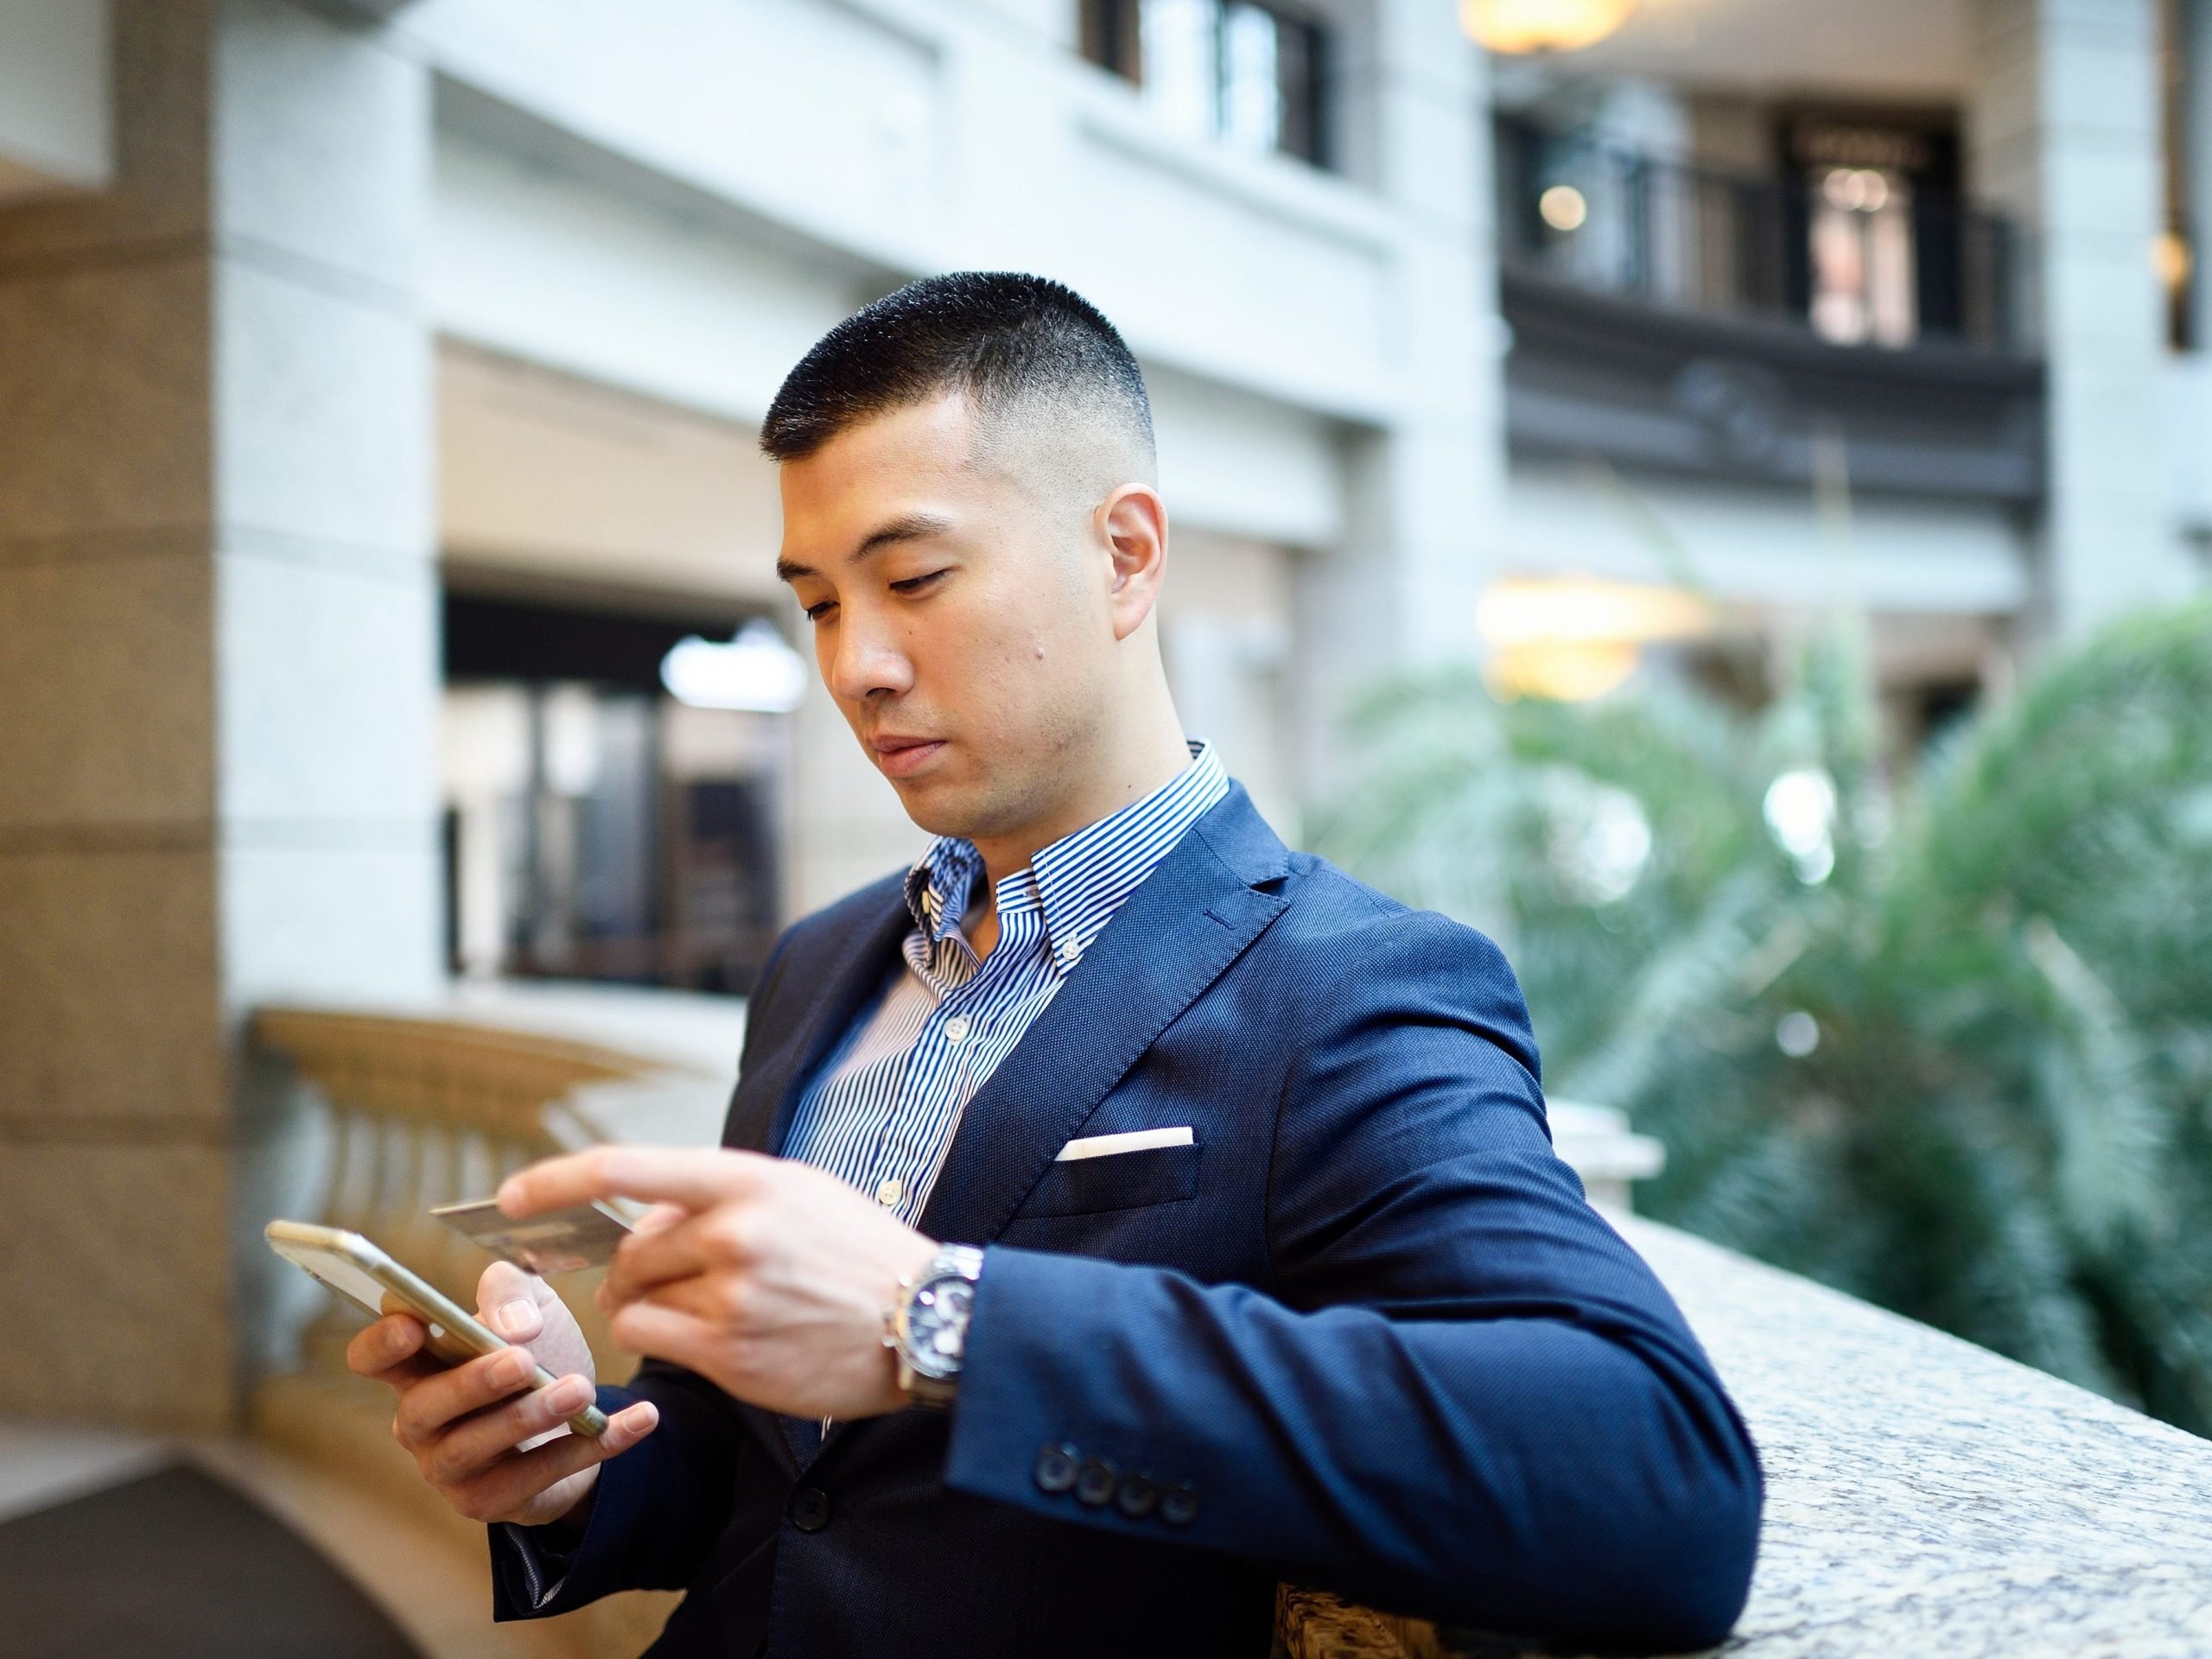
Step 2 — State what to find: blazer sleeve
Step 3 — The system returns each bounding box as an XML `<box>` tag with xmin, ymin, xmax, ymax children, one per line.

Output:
<box><xmin>939</xmin><ymin>908</ymin><xmax>1763</xmax><ymax>1650</ymax></box>
<box><xmin>489</xmin><ymin>1363</ymin><xmax>758</xmax><ymax>1618</ymax></box>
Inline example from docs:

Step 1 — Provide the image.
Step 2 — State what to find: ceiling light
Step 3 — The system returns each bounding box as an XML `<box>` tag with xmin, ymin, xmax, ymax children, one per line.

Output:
<box><xmin>1460</xmin><ymin>0</ymin><xmax>1641</xmax><ymax>54</ymax></box>
<box><xmin>1540</xmin><ymin>183</ymin><xmax>1588</xmax><ymax>232</ymax></box>
<box><xmin>660</xmin><ymin>619</ymin><xmax>808</xmax><ymax>713</ymax></box>
<box><xmin>1478</xmin><ymin>575</ymin><xmax>1714</xmax><ymax>702</ymax></box>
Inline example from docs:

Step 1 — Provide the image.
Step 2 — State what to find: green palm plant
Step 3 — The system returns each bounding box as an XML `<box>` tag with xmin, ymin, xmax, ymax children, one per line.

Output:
<box><xmin>1313</xmin><ymin>603</ymin><xmax>2212</xmax><ymax>1431</ymax></box>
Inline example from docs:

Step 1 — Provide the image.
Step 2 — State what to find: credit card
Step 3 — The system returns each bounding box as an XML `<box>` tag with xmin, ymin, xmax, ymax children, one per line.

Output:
<box><xmin>430</xmin><ymin>1197</ymin><xmax>634</xmax><ymax>1274</ymax></box>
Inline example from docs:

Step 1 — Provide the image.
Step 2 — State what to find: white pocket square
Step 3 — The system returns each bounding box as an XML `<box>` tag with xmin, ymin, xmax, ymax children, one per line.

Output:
<box><xmin>1054</xmin><ymin>1126</ymin><xmax>1195</xmax><ymax>1162</ymax></box>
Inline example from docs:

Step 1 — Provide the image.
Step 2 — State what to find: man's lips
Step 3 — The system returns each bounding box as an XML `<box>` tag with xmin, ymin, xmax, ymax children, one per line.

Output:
<box><xmin>869</xmin><ymin>734</ymin><xmax>946</xmax><ymax>779</ymax></box>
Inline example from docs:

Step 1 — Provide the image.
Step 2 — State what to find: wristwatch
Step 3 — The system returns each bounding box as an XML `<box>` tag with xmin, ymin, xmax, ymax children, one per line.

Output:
<box><xmin>883</xmin><ymin>1244</ymin><xmax>985</xmax><ymax>1408</ymax></box>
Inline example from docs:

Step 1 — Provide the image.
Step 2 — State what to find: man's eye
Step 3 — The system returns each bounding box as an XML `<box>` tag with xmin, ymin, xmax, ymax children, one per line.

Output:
<box><xmin>891</xmin><ymin>569</ymin><xmax>948</xmax><ymax>595</ymax></box>
<box><xmin>803</xmin><ymin>600</ymin><xmax>836</xmax><ymax>621</ymax></box>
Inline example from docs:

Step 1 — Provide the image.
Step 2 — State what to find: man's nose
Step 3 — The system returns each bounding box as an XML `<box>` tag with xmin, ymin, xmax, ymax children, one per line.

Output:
<box><xmin>826</xmin><ymin>611</ymin><xmax>914</xmax><ymax>704</ymax></box>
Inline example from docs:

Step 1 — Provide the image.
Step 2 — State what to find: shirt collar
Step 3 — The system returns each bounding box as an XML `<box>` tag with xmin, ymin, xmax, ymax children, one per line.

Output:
<box><xmin>902</xmin><ymin>741</ymin><xmax>1229</xmax><ymax>973</ymax></box>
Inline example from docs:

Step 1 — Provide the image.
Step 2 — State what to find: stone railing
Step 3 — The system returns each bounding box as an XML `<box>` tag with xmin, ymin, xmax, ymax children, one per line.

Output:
<box><xmin>1282</xmin><ymin>1217</ymin><xmax>2212</xmax><ymax>1658</ymax></box>
<box><xmin>252</xmin><ymin>987</ymin><xmax>741</xmax><ymax>1353</ymax></box>
<box><xmin>249</xmin><ymin>985</ymin><xmax>746</xmax><ymax>1659</ymax></box>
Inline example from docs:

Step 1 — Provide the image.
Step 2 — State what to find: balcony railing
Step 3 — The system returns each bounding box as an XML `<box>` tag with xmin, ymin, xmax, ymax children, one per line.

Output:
<box><xmin>1495</xmin><ymin>114</ymin><xmax>2032</xmax><ymax>357</ymax></box>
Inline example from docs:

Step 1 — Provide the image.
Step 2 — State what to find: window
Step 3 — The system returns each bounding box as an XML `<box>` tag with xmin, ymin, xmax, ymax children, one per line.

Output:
<box><xmin>1081</xmin><ymin>0</ymin><xmax>1330</xmax><ymax>168</ymax></box>
<box><xmin>441</xmin><ymin>591</ymin><xmax>785</xmax><ymax>995</ymax></box>
<box><xmin>1784</xmin><ymin>114</ymin><xmax>1968</xmax><ymax>350</ymax></box>
<box><xmin>1808</xmin><ymin>164</ymin><xmax>1916</xmax><ymax>347</ymax></box>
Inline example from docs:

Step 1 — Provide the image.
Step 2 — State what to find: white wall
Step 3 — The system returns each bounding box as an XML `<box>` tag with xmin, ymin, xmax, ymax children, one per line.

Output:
<box><xmin>430</xmin><ymin>127</ymin><xmax>869</xmax><ymax>429</ymax></box>
<box><xmin>1507</xmin><ymin>461</ymin><xmax>2033</xmax><ymax>616</ymax></box>
<box><xmin>438</xmin><ymin>344</ymin><xmax>785</xmax><ymax>604</ymax></box>
<box><xmin>401</xmin><ymin>0</ymin><xmax>1407</xmax><ymax>425</ymax></box>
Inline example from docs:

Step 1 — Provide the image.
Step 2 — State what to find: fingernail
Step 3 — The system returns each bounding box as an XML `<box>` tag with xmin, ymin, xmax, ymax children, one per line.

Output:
<box><xmin>618</xmin><ymin>1403</ymin><xmax>657</xmax><ymax>1435</ymax></box>
<box><xmin>548</xmin><ymin>1376</ymin><xmax>590</xmax><ymax>1413</ymax></box>
<box><xmin>491</xmin><ymin>1299</ymin><xmax>535</xmax><ymax>1338</ymax></box>
<box><xmin>496</xmin><ymin>1349</ymin><xmax>531</xmax><ymax>1386</ymax></box>
<box><xmin>495</xmin><ymin>1179</ymin><xmax>524</xmax><ymax>1216</ymax></box>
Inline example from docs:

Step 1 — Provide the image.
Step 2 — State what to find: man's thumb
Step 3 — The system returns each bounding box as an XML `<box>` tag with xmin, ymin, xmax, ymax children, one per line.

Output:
<box><xmin>479</xmin><ymin>1260</ymin><xmax>546</xmax><ymax>1340</ymax></box>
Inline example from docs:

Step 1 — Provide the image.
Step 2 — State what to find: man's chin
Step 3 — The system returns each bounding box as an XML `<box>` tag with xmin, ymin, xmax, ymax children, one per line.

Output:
<box><xmin>885</xmin><ymin>772</ymin><xmax>976</xmax><ymax>840</ymax></box>
<box><xmin>889</xmin><ymin>773</ymin><xmax>1019</xmax><ymax>846</ymax></box>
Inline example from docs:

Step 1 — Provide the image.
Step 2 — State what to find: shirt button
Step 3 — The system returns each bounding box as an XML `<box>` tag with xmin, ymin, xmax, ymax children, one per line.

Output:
<box><xmin>874</xmin><ymin>1177</ymin><xmax>904</xmax><ymax>1207</ymax></box>
<box><xmin>788</xmin><ymin>1486</ymin><xmax>832</xmax><ymax>1533</ymax></box>
<box><xmin>1033</xmin><ymin>1443</ymin><xmax>1080</xmax><ymax>1494</ymax></box>
<box><xmin>943</xmin><ymin>1014</ymin><xmax>971</xmax><ymax>1045</ymax></box>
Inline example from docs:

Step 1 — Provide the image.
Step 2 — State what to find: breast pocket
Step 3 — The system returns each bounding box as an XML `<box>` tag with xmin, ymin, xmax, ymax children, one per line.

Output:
<box><xmin>1018</xmin><ymin>1142</ymin><xmax>1203</xmax><ymax>1219</ymax></box>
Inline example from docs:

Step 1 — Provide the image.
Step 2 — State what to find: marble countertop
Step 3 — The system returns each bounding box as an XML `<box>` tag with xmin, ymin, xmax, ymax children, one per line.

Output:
<box><xmin>1457</xmin><ymin>1217</ymin><xmax>2212</xmax><ymax>1656</ymax></box>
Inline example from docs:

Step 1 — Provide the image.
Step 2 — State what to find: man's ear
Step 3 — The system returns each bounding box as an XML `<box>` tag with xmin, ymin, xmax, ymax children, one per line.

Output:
<box><xmin>1097</xmin><ymin>484</ymin><xmax>1168</xmax><ymax>642</ymax></box>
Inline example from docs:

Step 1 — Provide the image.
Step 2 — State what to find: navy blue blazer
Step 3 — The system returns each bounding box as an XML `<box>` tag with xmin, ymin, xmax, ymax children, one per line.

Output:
<box><xmin>491</xmin><ymin>785</ymin><xmax>1761</xmax><ymax>1656</ymax></box>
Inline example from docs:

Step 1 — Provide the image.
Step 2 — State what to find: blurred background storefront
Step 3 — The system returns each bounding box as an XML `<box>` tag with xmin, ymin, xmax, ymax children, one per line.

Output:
<box><xmin>3</xmin><ymin>0</ymin><xmax>2211</xmax><ymax>1653</ymax></box>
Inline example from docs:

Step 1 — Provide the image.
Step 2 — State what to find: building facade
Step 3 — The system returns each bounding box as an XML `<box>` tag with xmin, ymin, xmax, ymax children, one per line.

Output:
<box><xmin>0</xmin><ymin>0</ymin><xmax>2204</xmax><ymax>1432</ymax></box>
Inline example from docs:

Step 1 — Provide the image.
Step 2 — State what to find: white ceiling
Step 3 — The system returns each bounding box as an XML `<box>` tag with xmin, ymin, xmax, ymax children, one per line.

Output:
<box><xmin>1562</xmin><ymin>0</ymin><xmax>1972</xmax><ymax>104</ymax></box>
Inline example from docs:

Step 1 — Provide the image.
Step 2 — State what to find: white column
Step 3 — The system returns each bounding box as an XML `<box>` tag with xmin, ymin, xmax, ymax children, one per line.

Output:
<box><xmin>1967</xmin><ymin>0</ymin><xmax>2197</xmax><ymax>639</ymax></box>
<box><xmin>1298</xmin><ymin>0</ymin><xmax>1505</xmax><ymax>784</ymax></box>
<box><xmin>2181</xmin><ymin>0</ymin><xmax>2212</xmax><ymax>353</ymax></box>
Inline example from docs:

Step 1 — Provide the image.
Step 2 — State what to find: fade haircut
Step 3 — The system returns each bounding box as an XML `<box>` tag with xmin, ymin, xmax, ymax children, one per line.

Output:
<box><xmin>760</xmin><ymin>272</ymin><xmax>1155</xmax><ymax>492</ymax></box>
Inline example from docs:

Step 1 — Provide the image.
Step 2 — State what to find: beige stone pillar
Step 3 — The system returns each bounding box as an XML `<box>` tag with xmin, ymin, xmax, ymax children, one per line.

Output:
<box><xmin>0</xmin><ymin>0</ymin><xmax>438</xmax><ymax>1432</ymax></box>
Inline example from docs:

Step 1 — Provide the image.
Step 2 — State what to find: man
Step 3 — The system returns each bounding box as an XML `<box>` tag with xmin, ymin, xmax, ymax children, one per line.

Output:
<box><xmin>350</xmin><ymin>273</ymin><xmax>1761</xmax><ymax>1657</ymax></box>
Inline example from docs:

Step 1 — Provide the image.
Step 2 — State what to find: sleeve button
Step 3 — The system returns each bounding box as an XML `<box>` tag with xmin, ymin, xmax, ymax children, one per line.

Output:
<box><xmin>1074</xmin><ymin>1457</ymin><xmax>1118</xmax><ymax>1507</ymax></box>
<box><xmin>1033</xmin><ymin>1443</ymin><xmax>1080</xmax><ymax>1494</ymax></box>
<box><xmin>1159</xmin><ymin>1483</ymin><xmax>1199</xmax><ymax>1528</ymax></box>
<box><xmin>1114</xmin><ymin>1472</ymin><xmax>1158</xmax><ymax>1518</ymax></box>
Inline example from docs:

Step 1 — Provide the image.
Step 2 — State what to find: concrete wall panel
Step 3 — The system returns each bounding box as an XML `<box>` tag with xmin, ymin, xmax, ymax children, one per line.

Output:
<box><xmin>214</xmin><ymin>545</ymin><xmax>437</xmax><ymax>825</ymax></box>
<box><xmin>429</xmin><ymin>130</ymin><xmax>863</xmax><ymax>428</ymax></box>
<box><xmin>215</xmin><ymin>255</ymin><xmax>431</xmax><ymax>551</ymax></box>
<box><xmin>213</xmin><ymin>0</ymin><xmax>427</xmax><ymax>289</ymax></box>
<box><xmin>1506</xmin><ymin>462</ymin><xmax>2033</xmax><ymax>615</ymax></box>
<box><xmin>438</xmin><ymin>346</ymin><xmax>786</xmax><ymax>603</ymax></box>
<box><xmin>404</xmin><ymin>0</ymin><xmax>943</xmax><ymax>270</ymax></box>
<box><xmin>218</xmin><ymin>839</ymin><xmax>442</xmax><ymax>1010</ymax></box>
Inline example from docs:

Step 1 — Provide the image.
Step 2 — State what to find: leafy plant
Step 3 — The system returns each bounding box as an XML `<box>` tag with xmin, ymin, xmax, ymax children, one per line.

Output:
<box><xmin>1314</xmin><ymin>604</ymin><xmax>2212</xmax><ymax>1430</ymax></box>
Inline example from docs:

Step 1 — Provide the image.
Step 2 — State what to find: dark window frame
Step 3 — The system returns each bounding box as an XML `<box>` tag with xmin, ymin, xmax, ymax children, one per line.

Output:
<box><xmin>1077</xmin><ymin>0</ymin><xmax>1333</xmax><ymax>171</ymax></box>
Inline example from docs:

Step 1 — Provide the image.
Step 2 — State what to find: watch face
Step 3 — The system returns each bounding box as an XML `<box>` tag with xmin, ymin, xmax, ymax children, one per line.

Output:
<box><xmin>905</xmin><ymin>1274</ymin><xmax>975</xmax><ymax>1381</ymax></box>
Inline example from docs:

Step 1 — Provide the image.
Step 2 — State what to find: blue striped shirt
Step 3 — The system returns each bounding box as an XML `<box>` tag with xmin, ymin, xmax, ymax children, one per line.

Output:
<box><xmin>783</xmin><ymin>741</ymin><xmax>1230</xmax><ymax>1227</ymax></box>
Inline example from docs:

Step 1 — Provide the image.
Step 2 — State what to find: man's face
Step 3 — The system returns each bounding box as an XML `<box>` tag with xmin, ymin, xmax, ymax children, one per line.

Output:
<box><xmin>775</xmin><ymin>394</ymin><xmax>1117</xmax><ymax>844</ymax></box>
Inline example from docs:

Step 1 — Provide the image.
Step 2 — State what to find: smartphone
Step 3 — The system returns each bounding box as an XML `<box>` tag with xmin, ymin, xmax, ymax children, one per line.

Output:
<box><xmin>264</xmin><ymin>1219</ymin><xmax>607</xmax><ymax>1438</ymax></box>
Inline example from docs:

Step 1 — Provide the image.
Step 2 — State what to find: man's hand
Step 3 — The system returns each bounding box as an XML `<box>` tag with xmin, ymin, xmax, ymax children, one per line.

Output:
<box><xmin>346</xmin><ymin>1259</ymin><xmax>659</xmax><ymax>1529</ymax></box>
<box><xmin>496</xmin><ymin>1147</ymin><xmax>940</xmax><ymax>1420</ymax></box>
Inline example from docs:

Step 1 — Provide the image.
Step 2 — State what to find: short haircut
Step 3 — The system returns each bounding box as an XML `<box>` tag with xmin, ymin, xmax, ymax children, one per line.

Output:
<box><xmin>760</xmin><ymin>272</ymin><xmax>1154</xmax><ymax>480</ymax></box>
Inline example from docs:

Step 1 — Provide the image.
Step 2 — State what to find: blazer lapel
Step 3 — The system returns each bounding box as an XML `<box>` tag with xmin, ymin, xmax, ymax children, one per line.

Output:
<box><xmin>916</xmin><ymin>787</ymin><xmax>1290</xmax><ymax>1248</ymax></box>
<box><xmin>716</xmin><ymin>876</ymin><xmax>911</xmax><ymax>1472</ymax></box>
<box><xmin>721</xmin><ymin>878</ymin><xmax>912</xmax><ymax>1158</ymax></box>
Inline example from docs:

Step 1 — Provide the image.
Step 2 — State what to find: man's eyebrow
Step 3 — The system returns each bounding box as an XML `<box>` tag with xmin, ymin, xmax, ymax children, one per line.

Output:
<box><xmin>776</xmin><ymin>512</ymin><xmax>954</xmax><ymax>586</ymax></box>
